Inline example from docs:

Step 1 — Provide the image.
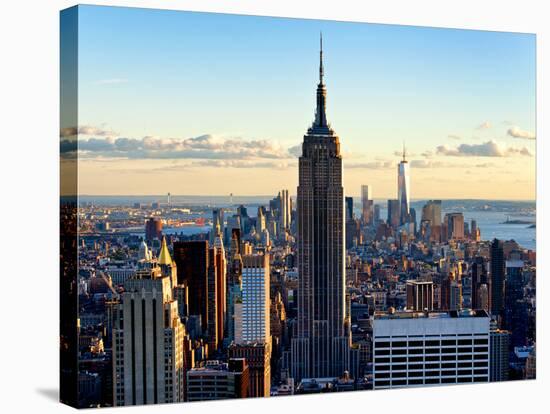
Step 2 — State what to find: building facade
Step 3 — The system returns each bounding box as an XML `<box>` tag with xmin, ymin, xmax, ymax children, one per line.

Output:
<box><xmin>291</xmin><ymin>36</ymin><xmax>350</xmax><ymax>382</ymax></box>
<box><xmin>372</xmin><ymin>310</ymin><xmax>490</xmax><ymax>389</ymax></box>
<box><xmin>406</xmin><ymin>280</ymin><xmax>434</xmax><ymax>311</ymax></box>
<box><xmin>113</xmin><ymin>266</ymin><xmax>186</xmax><ymax>406</ymax></box>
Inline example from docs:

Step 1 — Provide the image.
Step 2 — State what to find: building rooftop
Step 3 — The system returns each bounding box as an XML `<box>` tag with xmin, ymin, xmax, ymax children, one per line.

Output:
<box><xmin>373</xmin><ymin>309</ymin><xmax>489</xmax><ymax>320</ymax></box>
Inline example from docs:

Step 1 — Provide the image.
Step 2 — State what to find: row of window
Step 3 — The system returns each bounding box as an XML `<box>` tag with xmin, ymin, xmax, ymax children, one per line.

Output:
<box><xmin>375</xmin><ymin>339</ymin><xmax>489</xmax><ymax>348</ymax></box>
<box><xmin>375</xmin><ymin>376</ymin><xmax>488</xmax><ymax>387</ymax></box>
<box><xmin>376</xmin><ymin>369</ymin><xmax>488</xmax><ymax>378</ymax></box>
<box><xmin>375</xmin><ymin>347</ymin><xmax>489</xmax><ymax>355</ymax></box>
<box><xmin>376</xmin><ymin>362</ymin><xmax>488</xmax><ymax>371</ymax></box>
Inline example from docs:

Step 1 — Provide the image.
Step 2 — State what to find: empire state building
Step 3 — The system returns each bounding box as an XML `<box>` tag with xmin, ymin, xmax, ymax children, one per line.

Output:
<box><xmin>291</xmin><ymin>35</ymin><xmax>351</xmax><ymax>381</ymax></box>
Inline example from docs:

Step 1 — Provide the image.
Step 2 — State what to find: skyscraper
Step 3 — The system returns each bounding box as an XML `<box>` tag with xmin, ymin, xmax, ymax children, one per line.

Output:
<box><xmin>173</xmin><ymin>241</ymin><xmax>209</xmax><ymax>333</ymax></box>
<box><xmin>471</xmin><ymin>256</ymin><xmax>489</xmax><ymax>311</ymax></box>
<box><xmin>207</xmin><ymin>246</ymin><xmax>219</xmax><ymax>351</ymax></box>
<box><xmin>504</xmin><ymin>259</ymin><xmax>528</xmax><ymax>349</ymax></box>
<box><xmin>231</xmin><ymin>254</ymin><xmax>272</xmax><ymax>398</ymax></box>
<box><xmin>490</xmin><ymin>239</ymin><xmax>505</xmax><ymax>321</ymax></box>
<box><xmin>113</xmin><ymin>266</ymin><xmax>186</xmax><ymax>406</ymax></box>
<box><xmin>235</xmin><ymin>254</ymin><xmax>271</xmax><ymax>344</ymax></box>
<box><xmin>387</xmin><ymin>199</ymin><xmax>400</xmax><ymax>228</ymax></box>
<box><xmin>279</xmin><ymin>189</ymin><xmax>291</xmax><ymax>231</ymax></box>
<box><xmin>420</xmin><ymin>200</ymin><xmax>442</xmax><ymax>243</ymax></box>
<box><xmin>361</xmin><ymin>185</ymin><xmax>374</xmax><ymax>225</ymax></box>
<box><xmin>145</xmin><ymin>217</ymin><xmax>163</xmax><ymax>242</ymax></box>
<box><xmin>210</xmin><ymin>209</ymin><xmax>224</xmax><ymax>244</ymax></box>
<box><xmin>291</xmin><ymin>35</ymin><xmax>350</xmax><ymax>381</ymax></box>
<box><xmin>444</xmin><ymin>212</ymin><xmax>465</xmax><ymax>241</ymax></box>
<box><xmin>397</xmin><ymin>144</ymin><xmax>410</xmax><ymax>225</ymax></box>
<box><xmin>345</xmin><ymin>196</ymin><xmax>354</xmax><ymax>222</ymax></box>
<box><xmin>213</xmin><ymin>231</ymin><xmax>227</xmax><ymax>348</ymax></box>
<box><xmin>421</xmin><ymin>200</ymin><xmax>442</xmax><ymax>226</ymax></box>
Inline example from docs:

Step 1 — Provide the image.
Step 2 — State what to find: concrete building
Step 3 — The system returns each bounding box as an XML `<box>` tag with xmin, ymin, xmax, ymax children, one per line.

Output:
<box><xmin>113</xmin><ymin>266</ymin><xmax>186</xmax><ymax>406</ymax></box>
<box><xmin>372</xmin><ymin>309</ymin><xmax>490</xmax><ymax>389</ymax></box>
<box><xmin>186</xmin><ymin>359</ymin><xmax>249</xmax><ymax>401</ymax></box>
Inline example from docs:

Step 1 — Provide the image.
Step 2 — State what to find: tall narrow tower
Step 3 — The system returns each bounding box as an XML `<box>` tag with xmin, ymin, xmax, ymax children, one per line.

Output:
<box><xmin>397</xmin><ymin>142</ymin><xmax>411</xmax><ymax>225</ymax></box>
<box><xmin>291</xmin><ymin>34</ymin><xmax>350</xmax><ymax>381</ymax></box>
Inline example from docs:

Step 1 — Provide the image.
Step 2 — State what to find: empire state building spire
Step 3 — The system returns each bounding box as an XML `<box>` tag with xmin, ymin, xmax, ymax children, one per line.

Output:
<box><xmin>319</xmin><ymin>32</ymin><xmax>324</xmax><ymax>85</ymax></box>
<box><xmin>311</xmin><ymin>32</ymin><xmax>330</xmax><ymax>132</ymax></box>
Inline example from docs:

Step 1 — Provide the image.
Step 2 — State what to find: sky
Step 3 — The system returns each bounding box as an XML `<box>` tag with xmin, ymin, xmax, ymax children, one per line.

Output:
<box><xmin>66</xmin><ymin>5</ymin><xmax>536</xmax><ymax>199</ymax></box>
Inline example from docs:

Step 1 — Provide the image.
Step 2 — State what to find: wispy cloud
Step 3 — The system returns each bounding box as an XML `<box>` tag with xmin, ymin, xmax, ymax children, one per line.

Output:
<box><xmin>436</xmin><ymin>140</ymin><xmax>532</xmax><ymax>157</ymax></box>
<box><xmin>190</xmin><ymin>159</ymin><xmax>295</xmax><ymax>169</ymax></box>
<box><xmin>448</xmin><ymin>134</ymin><xmax>461</xmax><ymax>140</ymax></box>
<box><xmin>410</xmin><ymin>160</ymin><xmax>452</xmax><ymax>169</ymax></box>
<box><xmin>476</xmin><ymin>121</ymin><xmax>492</xmax><ymax>130</ymax></box>
<box><xmin>507</xmin><ymin>126</ymin><xmax>536</xmax><ymax>140</ymax></box>
<box><xmin>346</xmin><ymin>161</ymin><xmax>394</xmax><ymax>170</ymax></box>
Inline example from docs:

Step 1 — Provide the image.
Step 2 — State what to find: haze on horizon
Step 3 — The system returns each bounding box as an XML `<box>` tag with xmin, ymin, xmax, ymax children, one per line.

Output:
<box><xmin>65</xmin><ymin>6</ymin><xmax>536</xmax><ymax>201</ymax></box>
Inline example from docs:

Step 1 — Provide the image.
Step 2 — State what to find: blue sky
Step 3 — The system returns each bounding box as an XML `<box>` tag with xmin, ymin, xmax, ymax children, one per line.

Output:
<box><xmin>70</xmin><ymin>5</ymin><xmax>536</xmax><ymax>199</ymax></box>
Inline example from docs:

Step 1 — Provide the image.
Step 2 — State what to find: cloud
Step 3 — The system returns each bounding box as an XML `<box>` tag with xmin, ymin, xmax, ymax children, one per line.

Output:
<box><xmin>448</xmin><ymin>134</ymin><xmax>461</xmax><ymax>140</ymax></box>
<box><xmin>410</xmin><ymin>160</ymin><xmax>450</xmax><ymax>168</ymax></box>
<box><xmin>436</xmin><ymin>140</ymin><xmax>532</xmax><ymax>157</ymax></box>
<box><xmin>476</xmin><ymin>121</ymin><xmax>492</xmax><ymax>130</ymax></box>
<box><xmin>190</xmin><ymin>159</ymin><xmax>296</xmax><ymax>169</ymax></box>
<box><xmin>288</xmin><ymin>144</ymin><xmax>302</xmax><ymax>158</ymax></box>
<box><xmin>79</xmin><ymin>125</ymin><xmax>119</xmax><ymax>137</ymax></box>
<box><xmin>474</xmin><ymin>162</ymin><xmax>495</xmax><ymax>168</ymax></box>
<box><xmin>346</xmin><ymin>161</ymin><xmax>394</xmax><ymax>170</ymax></box>
<box><xmin>63</xmin><ymin>134</ymin><xmax>297</xmax><ymax>161</ymax></box>
<box><xmin>507</xmin><ymin>126</ymin><xmax>535</xmax><ymax>140</ymax></box>
<box><xmin>60</xmin><ymin>125</ymin><xmax>118</xmax><ymax>137</ymax></box>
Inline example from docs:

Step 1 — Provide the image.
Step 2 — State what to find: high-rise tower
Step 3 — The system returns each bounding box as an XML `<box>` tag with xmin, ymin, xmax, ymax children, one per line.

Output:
<box><xmin>397</xmin><ymin>143</ymin><xmax>411</xmax><ymax>225</ymax></box>
<box><xmin>291</xmin><ymin>34</ymin><xmax>350</xmax><ymax>381</ymax></box>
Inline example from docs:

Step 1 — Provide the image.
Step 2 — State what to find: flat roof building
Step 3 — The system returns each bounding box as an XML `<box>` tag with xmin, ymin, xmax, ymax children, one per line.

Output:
<box><xmin>372</xmin><ymin>309</ymin><xmax>490</xmax><ymax>389</ymax></box>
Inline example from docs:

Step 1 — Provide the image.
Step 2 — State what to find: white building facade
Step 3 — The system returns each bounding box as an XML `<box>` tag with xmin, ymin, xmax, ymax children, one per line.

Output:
<box><xmin>372</xmin><ymin>310</ymin><xmax>490</xmax><ymax>389</ymax></box>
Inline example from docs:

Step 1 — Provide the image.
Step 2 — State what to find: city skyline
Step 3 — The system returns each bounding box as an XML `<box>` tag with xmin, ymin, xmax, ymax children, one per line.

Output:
<box><xmin>65</xmin><ymin>5</ymin><xmax>536</xmax><ymax>200</ymax></box>
<box><xmin>60</xmin><ymin>6</ymin><xmax>536</xmax><ymax>408</ymax></box>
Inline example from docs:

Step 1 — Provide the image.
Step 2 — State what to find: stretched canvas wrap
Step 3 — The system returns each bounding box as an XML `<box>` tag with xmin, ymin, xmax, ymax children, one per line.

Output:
<box><xmin>60</xmin><ymin>4</ymin><xmax>537</xmax><ymax>408</ymax></box>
